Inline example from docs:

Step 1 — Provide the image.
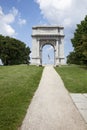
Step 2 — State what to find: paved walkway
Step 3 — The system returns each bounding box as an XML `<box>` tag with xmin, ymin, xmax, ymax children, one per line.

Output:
<box><xmin>20</xmin><ymin>66</ymin><xmax>87</xmax><ymax>130</ymax></box>
<box><xmin>70</xmin><ymin>93</ymin><xmax>87</xmax><ymax>123</ymax></box>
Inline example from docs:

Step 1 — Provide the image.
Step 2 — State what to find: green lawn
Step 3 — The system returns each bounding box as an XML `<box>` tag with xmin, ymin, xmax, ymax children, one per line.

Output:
<box><xmin>0</xmin><ymin>65</ymin><xmax>43</xmax><ymax>130</ymax></box>
<box><xmin>55</xmin><ymin>65</ymin><xmax>87</xmax><ymax>93</ymax></box>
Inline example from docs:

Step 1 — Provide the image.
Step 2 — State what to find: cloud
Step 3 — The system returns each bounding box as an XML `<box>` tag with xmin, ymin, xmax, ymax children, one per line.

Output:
<box><xmin>0</xmin><ymin>6</ymin><xmax>27</xmax><ymax>36</ymax></box>
<box><xmin>0</xmin><ymin>7</ymin><xmax>18</xmax><ymax>36</ymax></box>
<box><xmin>35</xmin><ymin>0</ymin><xmax>87</xmax><ymax>27</ymax></box>
<box><xmin>35</xmin><ymin>0</ymin><xmax>87</xmax><ymax>57</ymax></box>
<box><xmin>0</xmin><ymin>59</ymin><xmax>3</xmax><ymax>65</ymax></box>
<box><xmin>18</xmin><ymin>17</ymin><xmax>27</xmax><ymax>26</ymax></box>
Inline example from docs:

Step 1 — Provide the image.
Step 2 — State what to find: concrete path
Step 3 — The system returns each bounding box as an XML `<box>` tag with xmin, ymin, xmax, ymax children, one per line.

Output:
<box><xmin>70</xmin><ymin>93</ymin><xmax>87</xmax><ymax>123</ymax></box>
<box><xmin>20</xmin><ymin>66</ymin><xmax>87</xmax><ymax>130</ymax></box>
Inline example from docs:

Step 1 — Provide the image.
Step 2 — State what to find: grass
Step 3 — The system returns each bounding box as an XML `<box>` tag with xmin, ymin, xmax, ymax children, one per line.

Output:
<box><xmin>55</xmin><ymin>65</ymin><xmax>87</xmax><ymax>93</ymax></box>
<box><xmin>0</xmin><ymin>65</ymin><xmax>43</xmax><ymax>130</ymax></box>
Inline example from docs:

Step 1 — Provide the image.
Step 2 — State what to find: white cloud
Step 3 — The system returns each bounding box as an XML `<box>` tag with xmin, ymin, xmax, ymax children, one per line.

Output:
<box><xmin>35</xmin><ymin>0</ymin><xmax>87</xmax><ymax>27</ymax></box>
<box><xmin>0</xmin><ymin>6</ymin><xmax>27</xmax><ymax>36</ymax></box>
<box><xmin>10</xmin><ymin>7</ymin><xmax>19</xmax><ymax>16</ymax></box>
<box><xmin>18</xmin><ymin>17</ymin><xmax>27</xmax><ymax>26</ymax></box>
<box><xmin>35</xmin><ymin>0</ymin><xmax>87</xmax><ymax>57</ymax></box>
<box><xmin>0</xmin><ymin>7</ymin><xmax>18</xmax><ymax>36</ymax></box>
<box><xmin>0</xmin><ymin>59</ymin><xmax>3</xmax><ymax>65</ymax></box>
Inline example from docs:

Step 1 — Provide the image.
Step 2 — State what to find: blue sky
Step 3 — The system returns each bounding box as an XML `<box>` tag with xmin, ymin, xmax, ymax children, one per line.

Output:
<box><xmin>0</xmin><ymin>0</ymin><xmax>43</xmax><ymax>48</ymax></box>
<box><xmin>0</xmin><ymin>0</ymin><xmax>87</xmax><ymax>64</ymax></box>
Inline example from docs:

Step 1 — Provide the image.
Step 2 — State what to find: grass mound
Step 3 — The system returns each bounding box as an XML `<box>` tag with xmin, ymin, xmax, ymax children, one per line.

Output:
<box><xmin>55</xmin><ymin>65</ymin><xmax>87</xmax><ymax>93</ymax></box>
<box><xmin>0</xmin><ymin>65</ymin><xmax>43</xmax><ymax>130</ymax></box>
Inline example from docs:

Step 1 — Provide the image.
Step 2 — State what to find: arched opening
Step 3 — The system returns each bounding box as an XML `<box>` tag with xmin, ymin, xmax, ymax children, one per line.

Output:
<box><xmin>42</xmin><ymin>44</ymin><xmax>54</xmax><ymax>65</ymax></box>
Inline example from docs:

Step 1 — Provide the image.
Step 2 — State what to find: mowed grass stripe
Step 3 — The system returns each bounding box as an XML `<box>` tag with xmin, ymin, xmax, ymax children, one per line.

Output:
<box><xmin>0</xmin><ymin>65</ymin><xmax>43</xmax><ymax>130</ymax></box>
<box><xmin>55</xmin><ymin>65</ymin><xmax>87</xmax><ymax>93</ymax></box>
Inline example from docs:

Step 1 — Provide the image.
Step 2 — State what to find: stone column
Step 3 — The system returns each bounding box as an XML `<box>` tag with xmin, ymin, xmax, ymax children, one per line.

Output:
<box><xmin>55</xmin><ymin>40</ymin><xmax>59</xmax><ymax>65</ymax></box>
<box><xmin>31</xmin><ymin>37</ymin><xmax>37</xmax><ymax>65</ymax></box>
<box><xmin>59</xmin><ymin>37</ymin><xmax>65</xmax><ymax>65</ymax></box>
<box><xmin>36</xmin><ymin>40</ymin><xmax>40</xmax><ymax>65</ymax></box>
<box><xmin>58</xmin><ymin>39</ymin><xmax>61</xmax><ymax>64</ymax></box>
<box><xmin>31</xmin><ymin>38</ymin><xmax>40</xmax><ymax>65</ymax></box>
<box><xmin>40</xmin><ymin>47</ymin><xmax>42</xmax><ymax>65</ymax></box>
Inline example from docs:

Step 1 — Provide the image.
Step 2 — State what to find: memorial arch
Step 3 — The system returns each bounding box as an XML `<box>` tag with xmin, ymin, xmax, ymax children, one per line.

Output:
<box><xmin>31</xmin><ymin>26</ymin><xmax>65</xmax><ymax>66</ymax></box>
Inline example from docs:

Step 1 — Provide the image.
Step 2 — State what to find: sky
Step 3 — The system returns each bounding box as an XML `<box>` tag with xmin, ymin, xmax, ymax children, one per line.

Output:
<box><xmin>0</xmin><ymin>0</ymin><xmax>87</xmax><ymax>64</ymax></box>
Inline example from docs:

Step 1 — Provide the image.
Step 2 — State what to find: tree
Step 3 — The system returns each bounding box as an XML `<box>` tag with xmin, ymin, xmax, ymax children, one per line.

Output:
<box><xmin>67</xmin><ymin>52</ymin><xmax>78</xmax><ymax>64</ymax></box>
<box><xmin>0</xmin><ymin>35</ymin><xmax>31</xmax><ymax>65</ymax></box>
<box><xmin>67</xmin><ymin>15</ymin><xmax>87</xmax><ymax>65</ymax></box>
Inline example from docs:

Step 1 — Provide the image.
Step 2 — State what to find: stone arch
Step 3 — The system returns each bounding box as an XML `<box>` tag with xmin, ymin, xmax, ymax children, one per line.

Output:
<box><xmin>39</xmin><ymin>40</ymin><xmax>56</xmax><ymax>65</ymax></box>
<box><xmin>31</xmin><ymin>26</ymin><xmax>65</xmax><ymax>66</ymax></box>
